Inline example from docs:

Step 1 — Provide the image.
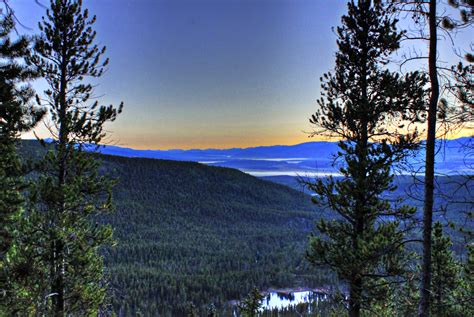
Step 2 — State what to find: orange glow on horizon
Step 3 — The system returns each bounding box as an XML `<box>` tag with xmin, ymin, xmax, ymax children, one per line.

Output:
<box><xmin>22</xmin><ymin>124</ymin><xmax>472</xmax><ymax>151</ymax></box>
<box><xmin>104</xmin><ymin>130</ymin><xmax>473</xmax><ymax>151</ymax></box>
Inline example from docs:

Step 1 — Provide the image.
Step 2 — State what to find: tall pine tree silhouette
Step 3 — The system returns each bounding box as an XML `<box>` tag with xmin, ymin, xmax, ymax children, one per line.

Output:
<box><xmin>0</xmin><ymin>11</ymin><xmax>44</xmax><ymax>313</ymax></box>
<box><xmin>27</xmin><ymin>0</ymin><xmax>122</xmax><ymax>315</ymax></box>
<box><xmin>386</xmin><ymin>2</ymin><xmax>472</xmax><ymax>314</ymax></box>
<box><xmin>306</xmin><ymin>1</ymin><xmax>426</xmax><ymax>316</ymax></box>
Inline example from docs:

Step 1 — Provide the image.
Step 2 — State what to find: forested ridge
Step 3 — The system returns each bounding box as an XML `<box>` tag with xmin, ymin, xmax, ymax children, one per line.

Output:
<box><xmin>17</xmin><ymin>140</ymin><xmax>473</xmax><ymax>316</ymax></box>
<box><xmin>19</xmin><ymin>140</ymin><xmax>335</xmax><ymax>315</ymax></box>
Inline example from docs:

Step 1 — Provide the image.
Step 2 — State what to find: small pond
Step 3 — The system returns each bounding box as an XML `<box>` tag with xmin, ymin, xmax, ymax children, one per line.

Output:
<box><xmin>261</xmin><ymin>290</ymin><xmax>328</xmax><ymax>311</ymax></box>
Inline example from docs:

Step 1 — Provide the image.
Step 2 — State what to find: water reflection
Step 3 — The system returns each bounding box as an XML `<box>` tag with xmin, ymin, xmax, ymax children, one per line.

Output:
<box><xmin>261</xmin><ymin>290</ymin><xmax>328</xmax><ymax>311</ymax></box>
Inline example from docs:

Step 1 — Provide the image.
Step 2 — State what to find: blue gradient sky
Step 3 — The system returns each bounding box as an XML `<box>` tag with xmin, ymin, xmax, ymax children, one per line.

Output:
<box><xmin>14</xmin><ymin>0</ymin><xmax>472</xmax><ymax>149</ymax></box>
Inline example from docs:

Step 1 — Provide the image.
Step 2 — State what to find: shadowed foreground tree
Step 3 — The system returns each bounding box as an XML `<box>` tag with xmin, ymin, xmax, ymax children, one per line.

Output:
<box><xmin>306</xmin><ymin>1</ymin><xmax>426</xmax><ymax>316</ymax></box>
<box><xmin>24</xmin><ymin>0</ymin><xmax>123</xmax><ymax>315</ymax></box>
<box><xmin>430</xmin><ymin>222</ymin><xmax>459</xmax><ymax>317</ymax></box>
<box><xmin>0</xmin><ymin>11</ymin><xmax>43</xmax><ymax>313</ymax></box>
<box><xmin>388</xmin><ymin>1</ymin><xmax>473</xmax><ymax>315</ymax></box>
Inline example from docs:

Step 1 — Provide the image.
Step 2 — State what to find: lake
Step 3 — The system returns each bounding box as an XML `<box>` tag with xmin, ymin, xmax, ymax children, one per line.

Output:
<box><xmin>261</xmin><ymin>290</ymin><xmax>328</xmax><ymax>311</ymax></box>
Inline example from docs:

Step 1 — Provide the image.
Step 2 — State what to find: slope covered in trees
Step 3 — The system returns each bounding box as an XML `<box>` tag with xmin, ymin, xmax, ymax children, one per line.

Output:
<box><xmin>19</xmin><ymin>140</ymin><xmax>332</xmax><ymax>316</ymax></box>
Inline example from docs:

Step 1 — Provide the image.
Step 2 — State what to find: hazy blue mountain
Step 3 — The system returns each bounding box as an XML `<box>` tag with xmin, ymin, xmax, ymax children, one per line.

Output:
<box><xmin>93</xmin><ymin>137</ymin><xmax>472</xmax><ymax>177</ymax></box>
<box><xmin>28</xmin><ymin>137</ymin><xmax>473</xmax><ymax>176</ymax></box>
<box><xmin>94</xmin><ymin>141</ymin><xmax>339</xmax><ymax>160</ymax></box>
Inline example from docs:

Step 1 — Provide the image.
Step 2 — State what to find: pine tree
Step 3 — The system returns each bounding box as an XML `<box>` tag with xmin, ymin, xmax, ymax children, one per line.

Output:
<box><xmin>305</xmin><ymin>1</ymin><xmax>426</xmax><ymax>316</ymax></box>
<box><xmin>430</xmin><ymin>222</ymin><xmax>459</xmax><ymax>317</ymax></box>
<box><xmin>394</xmin><ymin>270</ymin><xmax>420</xmax><ymax>317</ymax></box>
<box><xmin>0</xmin><ymin>11</ymin><xmax>44</xmax><ymax>313</ymax></box>
<box><xmin>26</xmin><ymin>0</ymin><xmax>123</xmax><ymax>315</ymax></box>
<box><xmin>238</xmin><ymin>287</ymin><xmax>264</xmax><ymax>317</ymax></box>
<box><xmin>457</xmin><ymin>244</ymin><xmax>474</xmax><ymax>315</ymax></box>
<box><xmin>387</xmin><ymin>2</ymin><xmax>472</xmax><ymax>315</ymax></box>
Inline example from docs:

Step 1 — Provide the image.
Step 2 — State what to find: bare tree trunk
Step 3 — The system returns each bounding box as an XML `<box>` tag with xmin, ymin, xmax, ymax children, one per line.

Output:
<box><xmin>349</xmin><ymin>277</ymin><xmax>362</xmax><ymax>317</ymax></box>
<box><xmin>419</xmin><ymin>0</ymin><xmax>439</xmax><ymax>316</ymax></box>
<box><xmin>51</xmin><ymin>239</ymin><xmax>65</xmax><ymax>317</ymax></box>
<box><xmin>51</xmin><ymin>32</ymin><xmax>69</xmax><ymax>317</ymax></box>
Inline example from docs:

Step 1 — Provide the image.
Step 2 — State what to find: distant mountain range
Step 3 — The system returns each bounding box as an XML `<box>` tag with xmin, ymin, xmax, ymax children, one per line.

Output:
<box><xmin>94</xmin><ymin>137</ymin><xmax>473</xmax><ymax>177</ymax></box>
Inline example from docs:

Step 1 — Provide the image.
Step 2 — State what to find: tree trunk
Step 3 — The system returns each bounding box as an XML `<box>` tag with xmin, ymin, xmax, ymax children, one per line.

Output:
<box><xmin>51</xmin><ymin>239</ymin><xmax>65</xmax><ymax>317</ymax></box>
<box><xmin>419</xmin><ymin>0</ymin><xmax>439</xmax><ymax>316</ymax></box>
<box><xmin>349</xmin><ymin>277</ymin><xmax>362</xmax><ymax>317</ymax></box>
<box><xmin>51</xmin><ymin>31</ymin><xmax>69</xmax><ymax>317</ymax></box>
<box><xmin>349</xmin><ymin>3</ymin><xmax>369</xmax><ymax>316</ymax></box>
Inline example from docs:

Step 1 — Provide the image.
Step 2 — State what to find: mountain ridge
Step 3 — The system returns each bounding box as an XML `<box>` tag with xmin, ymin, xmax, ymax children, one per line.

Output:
<box><xmin>94</xmin><ymin>137</ymin><xmax>472</xmax><ymax>177</ymax></box>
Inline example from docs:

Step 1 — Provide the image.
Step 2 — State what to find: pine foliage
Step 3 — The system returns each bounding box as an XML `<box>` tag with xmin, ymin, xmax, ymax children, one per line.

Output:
<box><xmin>20</xmin><ymin>0</ymin><xmax>123</xmax><ymax>315</ymax></box>
<box><xmin>305</xmin><ymin>1</ymin><xmax>426</xmax><ymax>316</ymax></box>
<box><xmin>0</xmin><ymin>12</ymin><xmax>43</xmax><ymax>313</ymax></box>
<box><xmin>238</xmin><ymin>287</ymin><xmax>264</xmax><ymax>317</ymax></box>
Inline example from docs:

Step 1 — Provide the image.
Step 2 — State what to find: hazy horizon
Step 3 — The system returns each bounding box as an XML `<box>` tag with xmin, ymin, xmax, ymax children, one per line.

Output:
<box><xmin>21</xmin><ymin>135</ymin><xmax>471</xmax><ymax>152</ymax></box>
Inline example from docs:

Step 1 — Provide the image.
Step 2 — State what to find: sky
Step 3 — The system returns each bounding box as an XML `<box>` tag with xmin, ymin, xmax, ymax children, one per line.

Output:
<box><xmin>11</xmin><ymin>0</ymin><xmax>473</xmax><ymax>149</ymax></box>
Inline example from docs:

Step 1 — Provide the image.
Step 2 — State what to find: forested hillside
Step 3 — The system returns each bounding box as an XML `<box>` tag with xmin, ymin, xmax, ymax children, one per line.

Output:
<box><xmin>20</xmin><ymin>141</ymin><xmax>333</xmax><ymax>316</ymax></box>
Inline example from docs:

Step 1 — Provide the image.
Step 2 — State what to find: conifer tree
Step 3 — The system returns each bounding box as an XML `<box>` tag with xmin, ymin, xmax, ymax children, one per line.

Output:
<box><xmin>27</xmin><ymin>0</ymin><xmax>122</xmax><ymax>315</ymax></box>
<box><xmin>393</xmin><ymin>270</ymin><xmax>420</xmax><ymax>316</ymax></box>
<box><xmin>430</xmin><ymin>222</ymin><xmax>459</xmax><ymax>317</ymax></box>
<box><xmin>458</xmin><ymin>244</ymin><xmax>474</xmax><ymax>315</ymax></box>
<box><xmin>0</xmin><ymin>11</ymin><xmax>43</xmax><ymax>312</ymax></box>
<box><xmin>387</xmin><ymin>2</ymin><xmax>472</xmax><ymax>315</ymax></box>
<box><xmin>306</xmin><ymin>1</ymin><xmax>426</xmax><ymax>316</ymax></box>
<box><xmin>238</xmin><ymin>287</ymin><xmax>264</xmax><ymax>317</ymax></box>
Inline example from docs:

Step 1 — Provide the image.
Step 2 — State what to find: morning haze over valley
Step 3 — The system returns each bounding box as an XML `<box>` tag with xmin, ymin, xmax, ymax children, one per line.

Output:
<box><xmin>1</xmin><ymin>0</ymin><xmax>472</xmax><ymax>316</ymax></box>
